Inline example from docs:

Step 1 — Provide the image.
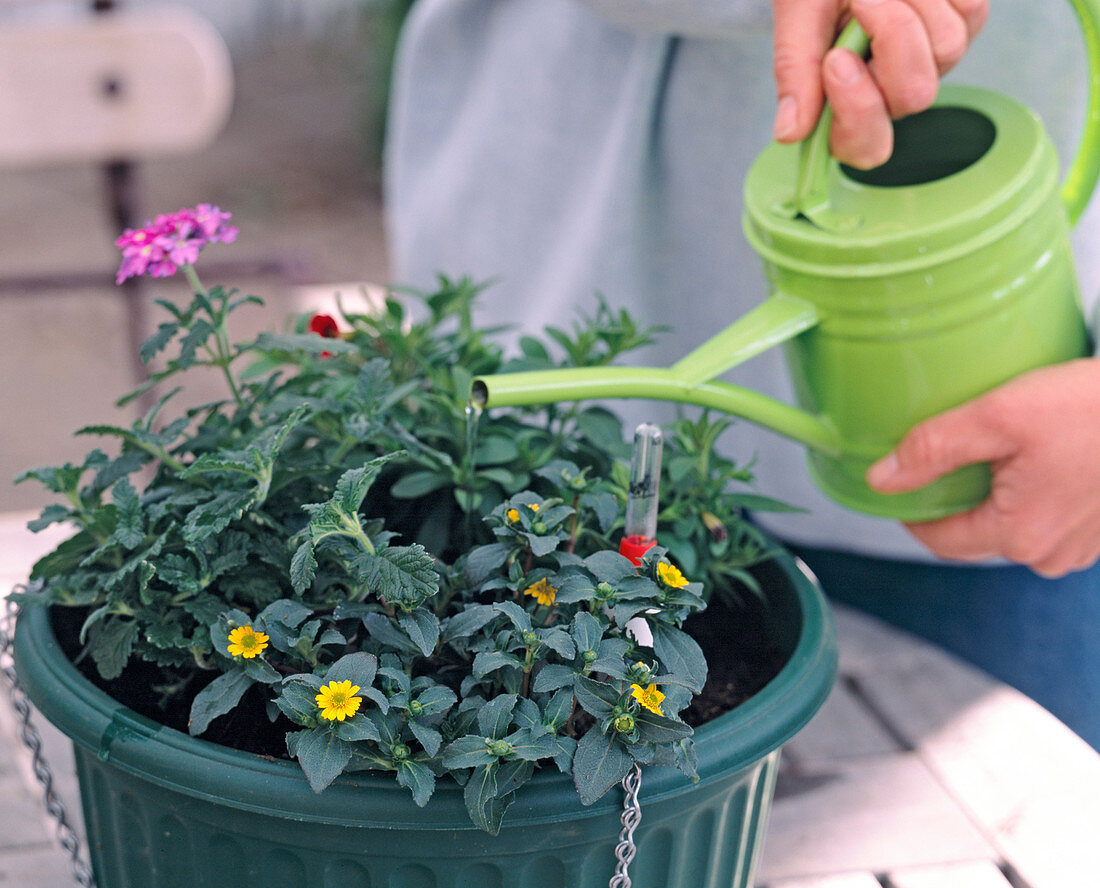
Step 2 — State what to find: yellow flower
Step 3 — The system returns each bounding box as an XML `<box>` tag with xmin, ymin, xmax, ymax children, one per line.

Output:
<box><xmin>507</xmin><ymin>502</ymin><xmax>540</xmax><ymax>523</ymax></box>
<box><xmin>630</xmin><ymin>682</ymin><xmax>665</xmax><ymax>715</ymax></box>
<box><xmin>656</xmin><ymin>561</ymin><xmax>689</xmax><ymax>589</ymax></box>
<box><xmin>226</xmin><ymin>625</ymin><xmax>269</xmax><ymax>659</ymax></box>
<box><xmin>315</xmin><ymin>680</ymin><xmax>363</xmax><ymax>722</ymax></box>
<box><xmin>523</xmin><ymin>577</ymin><xmax>557</xmax><ymax>607</ymax></box>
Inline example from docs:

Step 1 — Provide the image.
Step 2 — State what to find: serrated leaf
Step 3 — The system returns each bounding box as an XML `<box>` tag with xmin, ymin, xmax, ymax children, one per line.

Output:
<box><xmin>294</xmin><ymin>727</ymin><xmax>353</xmax><ymax>793</ymax></box>
<box><xmin>335</xmin><ymin>455</ymin><xmax>398</xmax><ymax>514</ymax></box>
<box><xmin>289</xmin><ymin>540</ymin><xmax>317</xmax><ymax>594</ymax></box>
<box><xmin>573</xmin><ymin>728</ymin><xmax>634</xmax><ymax>806</ymax></box>
<box><xmin>139</xmin><ymin>321</ymin><xmax>179</xmax><ymax>363</ymax></box>
<box><xmin>188</xmin><ymin>668</ymin><xmax>253</xmax><ymax>736</ymax></box>
<box><xmin>107</xmin><ymin>479</ymin><xmax>144</xmax><ymax>549</ymax></box>
<box><xmin>88</xmin><ymin>617</ymin><xmax>140</xmax><ymax>681</ymax></box>
<box><xmin>355</xmin><ymin>545</ymin><xmax>439</xmax><ymax>610</ymax></box>
<box><xmin>183</xmin><ymin>490</ymin><xmax>256</xmax><ymax>544</ymax></box>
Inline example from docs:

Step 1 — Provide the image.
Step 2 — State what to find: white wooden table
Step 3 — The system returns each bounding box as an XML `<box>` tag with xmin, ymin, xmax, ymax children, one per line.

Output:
<box><xmin>2</xmin><ymin>510</ymin><xmax>1099</xmax><ymax>887</ymax></box>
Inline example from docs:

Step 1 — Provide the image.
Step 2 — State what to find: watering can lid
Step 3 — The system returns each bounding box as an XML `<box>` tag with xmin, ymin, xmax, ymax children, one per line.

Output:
<box><xmin>742</xmin><ymin>85</ymin><xmax>1061</xmax><ymax>272</ymax></box>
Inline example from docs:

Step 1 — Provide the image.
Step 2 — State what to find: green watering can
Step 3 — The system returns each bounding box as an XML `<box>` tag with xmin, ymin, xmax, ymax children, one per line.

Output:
<box><xmin>472</xmin><ymin>0</ymin><xmax>1100</xmax><ymax>521</ymax></box>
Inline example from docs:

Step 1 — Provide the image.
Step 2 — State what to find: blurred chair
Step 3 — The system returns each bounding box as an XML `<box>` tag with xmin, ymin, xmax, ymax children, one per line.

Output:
<box><xmin>0</xmin><ymin>0</ymin><xmax>233</xmax><ymax>387</ymax></box>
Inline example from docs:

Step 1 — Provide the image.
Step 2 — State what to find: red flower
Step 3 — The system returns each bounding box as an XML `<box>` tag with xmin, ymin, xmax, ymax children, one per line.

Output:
<box><xmin>309</xmin><ymin>314</ymin><xmax>340</xmax><ymax>338</ymax></box>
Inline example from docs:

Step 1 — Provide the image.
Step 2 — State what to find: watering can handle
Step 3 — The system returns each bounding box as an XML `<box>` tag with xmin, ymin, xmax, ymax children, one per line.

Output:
<box><xmin>797</xmin><ymin>0</ymin><xmax>1100</xmax><ymax>227</ymax></box>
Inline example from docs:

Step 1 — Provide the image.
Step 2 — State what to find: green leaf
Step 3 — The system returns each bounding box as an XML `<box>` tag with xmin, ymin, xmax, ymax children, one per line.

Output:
<box><xmin>442</xmin><ymin>736</ymin><xmax>497</xmax><ymax>769</ymax></box>
<box><xmin>464</xmin><ymin>764</ymin><xmax>509</xmax><ymax>835</ymax></box>
<box><xmin>441</xmin><ymin>604</ymin><xmax>498</xmax><ymax>642</ymax></box>
<box><xmin>325</xmin><ymin>652</ymin><xmax>379</xmax><ymax>689</ymax></box>
<box><xmin>108</xmin><ymin>479</ymin><xmax>144</xmax><ymax>549</ymax></box>
<box><xmin>651</xmin><ymin>623</ymin><xmax>707</xmax><ymax>694</ymax></box>
<box><xmin>472</xmin><ymin>650</ymin><xmax>524</xmax><ymax>681</ymax></box>
<box><xmin>354</xmin><ymin>545</ymin><xmax>439</xmax><ymax>610</ymax></box>
<box><xmin>361</xmin><ymin>613</ymin><xmax>421</xmax><ymax>654</ymax></box>
<box><xmin>88</xmin><ymin>617</ymin><xmax>140</xmax><ymax>681</ymax></box>
<box><xmin>289</xmin><ymin>540</ymin><xmax>317</xmax><ymax>594</ymax></box>
<box><xmin>335</xmin><ymin>455</ymin><xmax>398</xmax><ymax>514</ymax></box>
<box><xmin>139</xmin><ymin>321</ymin><xmax>179</xmax><ymax>363</ymax></box>
<box><xmin>389</xmin><ymin>470</ymin><xmax>450</xmax><ymax>500</ymax></box>
<box><xmin>293</xmin><ymin>727</ymin><xmax>353</xmax><ymax>793</ymax></box>
<box><xmin>477</xmin><ymin>693</ymin><xmax>518</xmax><ymax>740</ymax></box>
<box><xmin>333</xmin><ymin>715</ymin><xmax>382</xmax><ymax>743</ymax></box>
<box><xmin>183</xmin><ymin>490</ymin><xmax>256</xmax><ymax>544</ymax></box>
<box><xmin>633</xmin><ymin>710</ymin><xmax>693</xmax><ymax>744</ymax></box>
<box><xmin>397</xmin><ymin>759</ymin><xmax>436</xmax><ymax>807</ymax></box>
<box><xmin>573</xmin><ymin>728</ymin><xmax>634</xmax><ymax>806</ymax></box>
<box><xmin>583</xmin><ymin>550</ymin><xmax>637</xmax><ymax>584</ymax></box>
<box><xmin>412</xmin><ymin>684</ymin><xmax>457</xmax><ymax>716</ymax></box>
<box><xmin>574</xmin><ymin>676</ymin><xmax>621</xmax><ymax>718</ymax></box>
<box><xmin>408</xmin><ymin>720</ymin><xmax>443</xmax><ymax>757</ymax></box>
<box><xmin>532</xmin><ymin>663</ymin><xmax>578</xmax><ymax>694</ymax></box>
<box><xmin>188</xmin><ymin>668</ymin><xmax>253</xmax><ymax>736</ymax></box>
<box><xmin>464</xmin><ymin>543</ymin><xmax>512</xmax><ymax>586</ymax></box>
<box><xmin>506</xmin><ymin>727</ymin><xmax>563</xmax><ymax>762</ymax></box>
<box><xmin>275</xmin><ymin>675</ymin><xmax>323</xmax><ymax>725</ymax></box>
<box><xmin>570</xmin><ymin>611</ymin><xmax>605</xmax><ymax>655</ymax></box>
<box><xmin>398</xmin><ymin>608</ymin><xmax>440</xmax><ymax>657</ymax></box>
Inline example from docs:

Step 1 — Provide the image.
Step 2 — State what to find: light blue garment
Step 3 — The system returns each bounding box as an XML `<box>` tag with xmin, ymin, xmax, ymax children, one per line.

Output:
<box><xmin>383</xmin><ymin>0</ymin><xmax>1100</xmax><ymax>747</ymax></box>
<box><xmin>384</xmin><ymin>0</ymin><xmax>1100</xmax><ymax>560</ymax></box>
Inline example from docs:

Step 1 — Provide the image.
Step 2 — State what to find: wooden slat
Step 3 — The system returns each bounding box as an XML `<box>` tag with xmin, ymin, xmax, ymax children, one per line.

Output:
<box><xmin>0</xmin><ymin>5</ymin><xmax>232</xmax><ymax>166</ymax></box>
<box><xmin>767</xmin><ymin>873</ymin><xmax>883</xmax><ymax>888</ymax></box>
<box><xmin>837</xmin><ymin>605</ymin><xmax>1100</xmax><ymax>888</ymax></box>
<box><xmin>783</xmin><ymin>676</ymin><xmax>903</xmax><ymax>764</ymax></box>
<box><xmin>757</xmin><ymin>753</ymin><xmax>996</xmax><ymax>883</ymax></box>
<box><xmin>886</xmin><ymin>860</ymin><xmax>1013</xmax><ymax>887</ymax></box>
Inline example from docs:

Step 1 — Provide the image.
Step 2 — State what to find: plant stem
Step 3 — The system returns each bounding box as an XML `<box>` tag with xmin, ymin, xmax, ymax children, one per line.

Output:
<box><xmin>182</xmin><ymin>264</ymin><xmax>245</xmax><ymax>408</ymax></box>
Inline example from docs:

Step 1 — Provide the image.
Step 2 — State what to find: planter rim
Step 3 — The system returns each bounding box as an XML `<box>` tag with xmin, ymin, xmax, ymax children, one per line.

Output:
<box><xmin>12</xmin><ymin>551</ymin><xmax>836</xmax><ymax>830</ymax></box>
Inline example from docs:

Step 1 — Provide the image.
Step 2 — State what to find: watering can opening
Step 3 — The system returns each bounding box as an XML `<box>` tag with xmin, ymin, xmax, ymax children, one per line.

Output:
<box><xmin>839</xmin><ymin>106</ymin><xmax>997</xmax><ymax>189</ymax></box>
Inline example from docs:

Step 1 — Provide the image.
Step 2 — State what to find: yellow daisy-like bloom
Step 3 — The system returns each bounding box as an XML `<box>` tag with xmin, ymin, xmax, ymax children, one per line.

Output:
<box><xmin>523</xmin><ymin>577</ymin><xmax>557</xmax><ymax>607</ymax></box>
<box><xmin>630</xmin><ymin>682</ymin><xmax>665</xmax><ymax>715</ymax></box>
<box><xmin>507</xmin><ymin>502</ymin><xmax>540</xmax><ymax>523</ymax></box>
<box><xmin>656</xmin><ymin>561</ymin><xmax>689</xmax><ymax>589</ymax></box>
<box><xmin>226</xmin><ymin>625</ymin><xmax>269</xmax><ymax>659</ymax></box>
<box><xmin>315</xmin><ymin>680</ymin><xmax>363</xmax><ymax>722</ymax></box>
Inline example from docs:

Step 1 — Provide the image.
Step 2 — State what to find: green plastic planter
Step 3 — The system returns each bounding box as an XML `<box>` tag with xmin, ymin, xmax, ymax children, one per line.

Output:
<box><xmin>13</xmin><ymin>552</ymin><xmax>836</xmax><ymax>888</ymax></box>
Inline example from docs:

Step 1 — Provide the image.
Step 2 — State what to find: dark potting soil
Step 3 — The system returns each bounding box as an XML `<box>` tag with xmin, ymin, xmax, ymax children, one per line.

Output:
<box><xmin>50</xmin><ymin>585</ymin><xmax>786</xmax><ymax>758</ymax></box>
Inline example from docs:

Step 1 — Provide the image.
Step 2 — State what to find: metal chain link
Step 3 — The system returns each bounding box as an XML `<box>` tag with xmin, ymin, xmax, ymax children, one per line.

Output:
<box><xmin>609</xmin><ymin>763</ymin><xmax>643</xmax><ymax>888</ymax></box>
<box><xmin>0</xmin><ymin>595</ymin><xmax>97</xmax><ymax>888</ymax></box>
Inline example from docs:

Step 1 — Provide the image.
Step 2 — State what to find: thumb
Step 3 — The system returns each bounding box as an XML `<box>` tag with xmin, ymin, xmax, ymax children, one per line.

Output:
<box><xmin>771</xmin><ymin>2</ymin><xmax>841</xmax><ymax>142</ymax></box>
<box><xmin>866</xmin><ymin>401</ymin><xmax>1016</xmax><ymax>494</ymax></box>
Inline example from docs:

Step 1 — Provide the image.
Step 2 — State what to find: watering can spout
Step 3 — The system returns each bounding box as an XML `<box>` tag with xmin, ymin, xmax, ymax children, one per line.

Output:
<box><xmin>471</xmin><ymin>293</ymin><xmax>842</xmax><ymax>458</ymax></box>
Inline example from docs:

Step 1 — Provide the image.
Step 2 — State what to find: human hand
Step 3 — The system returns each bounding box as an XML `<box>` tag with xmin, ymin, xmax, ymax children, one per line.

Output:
<box><xmin>772</xmin><ymin>0</ymin><xmax>988</xmax><ymax>168</ymax></box>
<box><xmin>865</xmin><ymin>360</ymin><xmax>1100</xmax><ymax>577</ymax></box>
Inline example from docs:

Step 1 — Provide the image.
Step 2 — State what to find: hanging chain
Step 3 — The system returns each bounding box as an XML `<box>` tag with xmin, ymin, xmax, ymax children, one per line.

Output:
<box><xmin>609</xmin><ymin>763</ymin><xmax>643</xmax><ymax>888</ymax></box>
<box><xmin>0</xmin><ymin>595</ymin><xmax>97</xmax><ymax>888</ymax></box>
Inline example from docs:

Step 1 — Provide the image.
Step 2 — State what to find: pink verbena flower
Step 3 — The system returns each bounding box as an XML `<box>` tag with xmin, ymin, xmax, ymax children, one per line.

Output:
<box><xmin>115</xmin><ymin>204</ymin><xmax>236</xmax><ymax>285</ymax></box>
